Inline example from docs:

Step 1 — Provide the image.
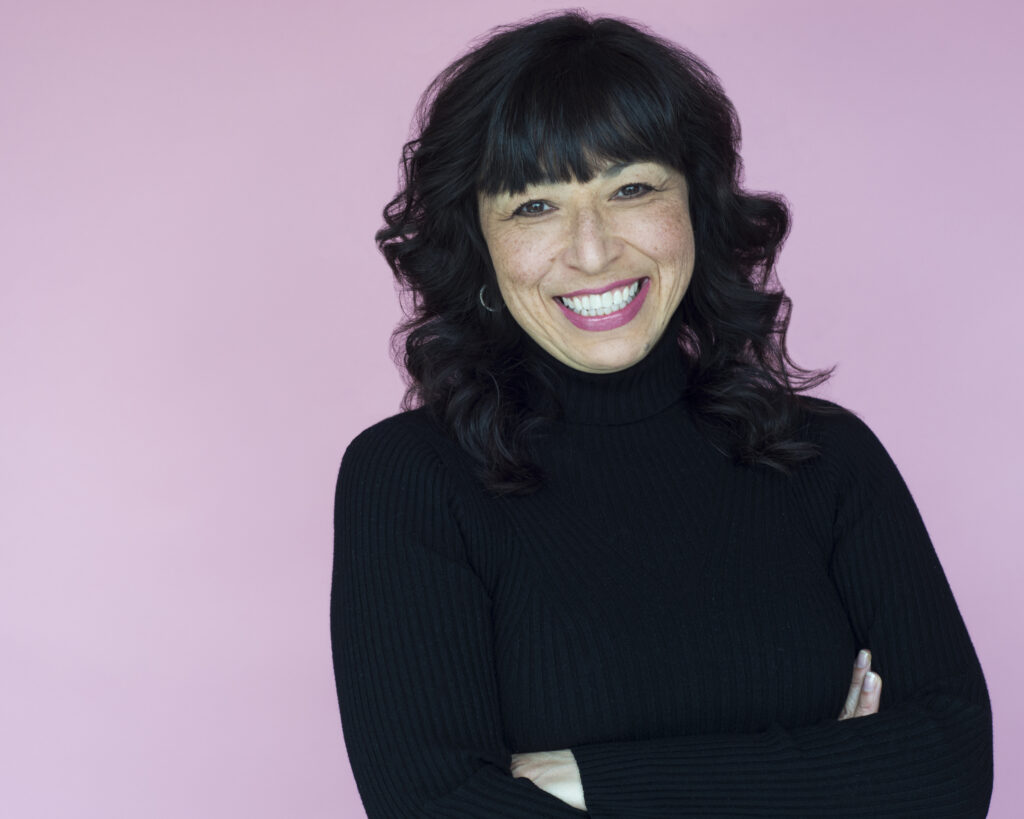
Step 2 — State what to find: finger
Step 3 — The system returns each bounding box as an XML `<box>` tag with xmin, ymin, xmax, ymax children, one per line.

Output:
<box><xmin>853</xmin><ymin>671</ymin><xmax>882</xmax><ymax>717</ymax></box>
<box><xmin>838</xmin><ymin>649</ymin><xmax>871</xmax><ymax>720</ymax></box>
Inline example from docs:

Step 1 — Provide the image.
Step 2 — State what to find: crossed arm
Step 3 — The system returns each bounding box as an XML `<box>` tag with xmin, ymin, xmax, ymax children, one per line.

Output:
<box><xmin>510</xmin><ymin>650</ymin><xmax>884</xmax><ymax>812</ymax></box>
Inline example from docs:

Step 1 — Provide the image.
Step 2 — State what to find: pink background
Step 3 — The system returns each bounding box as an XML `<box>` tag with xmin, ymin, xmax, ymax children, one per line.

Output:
<box><xmin>2</xmin><ymin>1</ymin><xmax>1020</xmax><ymax>816</ymax></box>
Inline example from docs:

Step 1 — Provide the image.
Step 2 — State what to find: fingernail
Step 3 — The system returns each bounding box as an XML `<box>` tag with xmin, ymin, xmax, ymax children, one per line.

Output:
<box><xmin>863</xmin><ymin>672</ymin><xmax>878</xmax><ymax>692</ymax></box>
<box><xmin>856</xmin><ymin>650</ymin><xmax>870</xmax><ymax>669</ymax></box>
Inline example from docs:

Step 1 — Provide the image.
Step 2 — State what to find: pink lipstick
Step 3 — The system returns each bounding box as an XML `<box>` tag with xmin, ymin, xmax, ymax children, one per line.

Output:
<box><xmin>554</xmin><ymin>277</ymin><xmax>650</xmax><ymax>332</ymax></box>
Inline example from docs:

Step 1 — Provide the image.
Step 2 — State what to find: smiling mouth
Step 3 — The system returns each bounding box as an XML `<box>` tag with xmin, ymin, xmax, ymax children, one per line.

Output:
<box><xmin>556</xmin><ymin>279</ymin><xmax>644</xmax><ymax>317</ymax></box>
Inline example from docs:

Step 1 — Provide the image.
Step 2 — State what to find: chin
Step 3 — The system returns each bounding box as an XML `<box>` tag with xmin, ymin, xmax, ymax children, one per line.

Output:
<box><xmin>569</xmin><ymin>343</ymin><xmax>649</xmax><ymax>374</ymax></box>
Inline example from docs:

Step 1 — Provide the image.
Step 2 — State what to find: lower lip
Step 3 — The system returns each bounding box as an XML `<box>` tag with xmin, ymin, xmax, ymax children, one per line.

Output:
<box><xmin>555</xmin><ymin>278</ymin><xmax>650</xmax><ymax>332</ymax></box>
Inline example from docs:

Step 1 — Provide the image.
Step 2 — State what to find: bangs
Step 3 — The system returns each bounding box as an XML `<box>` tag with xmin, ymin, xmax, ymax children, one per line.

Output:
<box><xmin>476</xmin><ymin>41</ymin><xmax>680</xmax><ymax>195</ymax></box>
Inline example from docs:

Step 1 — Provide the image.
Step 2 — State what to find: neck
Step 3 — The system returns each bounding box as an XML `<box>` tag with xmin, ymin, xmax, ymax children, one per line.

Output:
<box><xmin>522</xmin><ymin>329</ymin><xmax>689</xmax><ymax>425</ymax></box>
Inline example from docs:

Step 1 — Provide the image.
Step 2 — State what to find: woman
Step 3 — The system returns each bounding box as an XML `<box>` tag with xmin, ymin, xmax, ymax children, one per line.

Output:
<box><xmin>331</xmin><ymin>12</ymin><xmax>992</xmax><ymax>817</ymax></box>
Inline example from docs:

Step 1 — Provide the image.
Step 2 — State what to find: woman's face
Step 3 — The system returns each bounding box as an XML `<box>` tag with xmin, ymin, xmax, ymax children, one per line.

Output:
<box><xmin>477</xmin><ymin>161</ymin><xmax>695</xmax><ymax>373</ymax></box>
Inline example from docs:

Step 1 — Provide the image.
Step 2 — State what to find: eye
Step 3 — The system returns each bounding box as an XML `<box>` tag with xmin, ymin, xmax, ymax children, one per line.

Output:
<box><xmin>512</xmin><ymin>199</ymin><xmax>553</xmax><ymax>217</ymax></box>
<box><xmin>614</xmin><ymin>183</ymin><xmax>654</xmax><ymax>199</ymax></box>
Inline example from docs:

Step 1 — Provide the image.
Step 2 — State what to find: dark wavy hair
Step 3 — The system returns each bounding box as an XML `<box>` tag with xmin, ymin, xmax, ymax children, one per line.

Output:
<box><xmin>376</xmin><ymin>10</ymin><xmax>845</xmax><ymax>494</ymax></box>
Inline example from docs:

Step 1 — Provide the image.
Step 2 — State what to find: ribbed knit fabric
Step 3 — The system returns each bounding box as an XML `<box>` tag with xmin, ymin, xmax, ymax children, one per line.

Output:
<box><xmin>330</xmin><ymin>330</ymin><xmax>993</xmax><ymax>818</ymax></box>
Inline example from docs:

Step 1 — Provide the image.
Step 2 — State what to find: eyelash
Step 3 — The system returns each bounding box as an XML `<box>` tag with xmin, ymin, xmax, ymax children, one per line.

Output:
<box><xmin>511</xmin><ymin>183</ymin><xmax>656</xmax><ymax>217</ymax></box>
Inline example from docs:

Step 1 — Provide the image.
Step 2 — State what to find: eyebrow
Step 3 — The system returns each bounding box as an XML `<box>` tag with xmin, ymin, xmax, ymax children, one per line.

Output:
<box><xmin>601</xmin><ymin>162</ymin><xmax>633</xmax><ymax>178</ymax></box>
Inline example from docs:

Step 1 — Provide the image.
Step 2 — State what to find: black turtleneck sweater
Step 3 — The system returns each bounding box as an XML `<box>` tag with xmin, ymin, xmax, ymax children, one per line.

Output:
<box><xmin>330</xmin><ymin>331</ymin><xmax>992</xmax><ymax>818</ymax></box>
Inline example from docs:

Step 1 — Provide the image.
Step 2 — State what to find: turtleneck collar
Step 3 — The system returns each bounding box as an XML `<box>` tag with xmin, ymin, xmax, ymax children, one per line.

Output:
<box><xmin>523</xmin><ymin>328</ymin><xmax>689</xmax><ymax>426</ymax></box>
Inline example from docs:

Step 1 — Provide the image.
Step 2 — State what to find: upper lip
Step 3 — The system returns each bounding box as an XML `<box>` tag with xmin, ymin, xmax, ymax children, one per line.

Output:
<box><xmin>556</xmin><ymin>277</ymin><xmax>645</xmax><ymax>299</ymax></box>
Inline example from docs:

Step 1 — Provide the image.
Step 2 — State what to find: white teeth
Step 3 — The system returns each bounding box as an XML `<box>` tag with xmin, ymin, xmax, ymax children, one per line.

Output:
<box><xmin>559</xmin><ymin>280</ymin><xmax>643</xmax><ymax>317</ymax></box>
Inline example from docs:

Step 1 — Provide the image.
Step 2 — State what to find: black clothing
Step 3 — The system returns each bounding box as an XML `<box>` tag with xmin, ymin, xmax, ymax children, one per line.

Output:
<box><xmin>330</xmin><ymin>332</ymin><xmax>992</xmax><ymax>817</ymax></box>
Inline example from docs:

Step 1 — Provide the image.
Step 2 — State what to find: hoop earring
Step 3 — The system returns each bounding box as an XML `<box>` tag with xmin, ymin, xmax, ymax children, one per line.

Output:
<box><xmin>478</xmin><ymin>284</ymin><xmax>500</xmax><ymax>313</ymax></box>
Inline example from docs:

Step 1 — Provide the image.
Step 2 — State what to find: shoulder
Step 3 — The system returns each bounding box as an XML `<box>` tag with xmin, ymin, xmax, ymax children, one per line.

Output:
<box><xmin>798</xmin><ymin>396</ymin><xmax>894</xmax><ymax>463</ymax></box>
<box><xmin>796</xmin><ymin>395</ymin><xmax>914</xmax><ymax>508</ymax></box>
<box><xmin>341</xmin><ymin>408</ymin><xmax>446</xmax><ymax>471</ymax></box>
<box><xmin>337</xmin><ymin>408</ymin><xmax>460</xmax><ymax>501</ymax></box>
<box><xmin>334</xmin><ymin>409</ymin><xmax>476</xmax><ymax>563</ymax></box>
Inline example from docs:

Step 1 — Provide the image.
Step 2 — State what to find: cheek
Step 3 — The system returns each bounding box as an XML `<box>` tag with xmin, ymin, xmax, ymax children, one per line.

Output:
<box><xmin>492</xmin><ymin>236</ymin><xmax>547</xmax><ymax>291</ymax></box>
<box><xmin>642</xmin><ymin>214</ymin><xmax>695</xmax><ymax>268</ymax></box>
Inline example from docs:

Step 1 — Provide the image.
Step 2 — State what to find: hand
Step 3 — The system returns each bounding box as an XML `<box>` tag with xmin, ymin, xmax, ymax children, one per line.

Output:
<box><xmin>838</xmin><ymin>648</ymin><xmax>882</xmax><ymax>720</ymax></box>
<box><xmin>510</xmin><ymin>749</ymin><xmax>587</xmax><ymax>811</ymax></box>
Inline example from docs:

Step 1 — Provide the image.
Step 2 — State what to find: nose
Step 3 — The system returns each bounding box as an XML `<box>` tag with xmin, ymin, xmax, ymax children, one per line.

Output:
<box><xmin>561</xmin><ymin>205</ymin><xmax>623</xmax><ymax>274</ymax></box>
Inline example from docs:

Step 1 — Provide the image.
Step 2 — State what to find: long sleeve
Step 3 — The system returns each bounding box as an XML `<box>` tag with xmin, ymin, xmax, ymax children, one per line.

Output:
<box><xmin>570</xmin><ymin>410</ymin><xmax>993</xmax><ymax>818</ymax></box>
<box><xmin>330</xmin><ymin>418</ymin><xmax>588</xmax><ymax>818</ymax></box>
